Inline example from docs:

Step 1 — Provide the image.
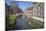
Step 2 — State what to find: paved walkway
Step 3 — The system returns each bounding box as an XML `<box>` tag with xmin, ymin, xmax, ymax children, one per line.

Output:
<box><xmin>32</xmin><ymin>16</ymin><xmax>44</xmax><ymax>22</ymax></box>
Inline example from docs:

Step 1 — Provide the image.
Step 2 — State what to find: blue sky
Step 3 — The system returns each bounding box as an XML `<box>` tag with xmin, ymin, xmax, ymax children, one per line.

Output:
<box><xmin>5</xmin><ymin>0</ymin><xmax>33</xmax><ymax>11</ymax></box>
<box><xmin>18</xmin><ymin>2</ymin><xmax>33</xmax><ymax>11</ymax></box>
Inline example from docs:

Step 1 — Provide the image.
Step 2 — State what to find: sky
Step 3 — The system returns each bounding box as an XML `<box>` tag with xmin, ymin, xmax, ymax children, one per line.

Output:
<box><xmin>5</xmin><ymin>0</ymin><xmax>33</xmax><ymax>11</ymax></box>
<box><xmin>18</xmin><ymin>2</ymin><xmax>33</xmax><ymax>11</ymax></box>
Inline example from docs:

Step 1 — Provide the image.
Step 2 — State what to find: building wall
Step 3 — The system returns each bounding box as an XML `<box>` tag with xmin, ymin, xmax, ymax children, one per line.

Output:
<box><xmin>32</xmin><ymin>2</ymin><xmax>44</xmax><ymax>18</ymax></box>
<box><xmin>24</xmin><ymin>8</ymin><xmax>32</xmax><ymax>19</ymax></box>
<box><xmin>40</xmin><ymin>3</ymin><xmax>44</xmax><ymax>18</ymax></box>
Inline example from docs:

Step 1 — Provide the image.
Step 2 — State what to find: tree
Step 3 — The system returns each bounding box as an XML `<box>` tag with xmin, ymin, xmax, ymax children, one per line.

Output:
<box><xmin>5</xmin><ymin>3</ymin><xmax>11</xmax><ymax>15</ymax></box>
<box><xmin>10</xmin><ymin>1</ymin><xmax>23</xmax><ymax>15</ymax></box>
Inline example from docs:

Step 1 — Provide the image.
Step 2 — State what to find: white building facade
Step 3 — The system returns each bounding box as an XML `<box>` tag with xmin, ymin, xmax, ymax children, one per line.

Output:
<box><xmin>32</xmin><ymin>2</ymin><xmax>44</xmax><ymax>18</ymax></box>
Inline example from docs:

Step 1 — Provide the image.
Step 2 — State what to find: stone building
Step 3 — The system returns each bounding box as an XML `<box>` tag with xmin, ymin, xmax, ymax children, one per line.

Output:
<box><xmin>32</xmin><ymin>2</ymin><xmax>44</xmax><ymax>18</ymax></box>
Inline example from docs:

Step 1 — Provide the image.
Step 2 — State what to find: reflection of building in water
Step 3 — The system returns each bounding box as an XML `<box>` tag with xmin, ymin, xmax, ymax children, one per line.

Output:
<box><xmin>32</xmin><ymin>2</ymin><xmax>44</xmax><ymax>18</ymax></box>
